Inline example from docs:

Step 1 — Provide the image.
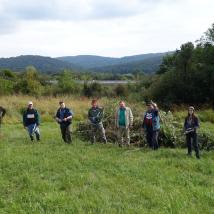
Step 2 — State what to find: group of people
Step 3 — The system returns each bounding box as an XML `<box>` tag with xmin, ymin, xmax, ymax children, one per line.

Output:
<box><xmin>0</xmin><ymin>99</ymin><xmax>200</xmax><ymax>159</ymax></box>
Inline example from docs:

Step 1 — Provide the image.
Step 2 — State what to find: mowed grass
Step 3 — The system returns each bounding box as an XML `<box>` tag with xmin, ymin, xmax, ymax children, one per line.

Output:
<box><xmin>0</xmin><ymin>123</ymin><xmax>213</xmax><ymax>214</ymax></box>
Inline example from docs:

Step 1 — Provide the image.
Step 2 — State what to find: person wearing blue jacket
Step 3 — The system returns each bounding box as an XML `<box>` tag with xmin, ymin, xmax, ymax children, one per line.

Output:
<box><xmin>23</xmin><ymin>101</ymin><xmax>40</xmax><ymax>142</ymax></box>
<box><xmin>184</xmin><ymin>106</ymin><xmax>200</xmax><ymax>159</ymax></box>
<box><xmin>142</xmin><ymin>101</ymin><xmax>160</xmax><ymax>150</ymax></box>
<box><xmin>55</xmin><ymin>101</ymin><xmax>73</xmax><ymax>144</ymax></box>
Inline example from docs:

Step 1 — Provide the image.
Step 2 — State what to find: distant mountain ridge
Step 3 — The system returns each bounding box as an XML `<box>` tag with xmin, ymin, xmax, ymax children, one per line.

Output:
<box><xmin>57</xmin><ymin>52</ymin><xmax>171</xmax><ymax>74</ymax></box>
<box><xmin>0</xmin><ymin>52</ymin><xmax>172</xmax><ymax>74</ymax></box>
<box><xmin>0</xmin><ymin>55</ymin><xmax>77</xmax><ymax>73</ymax></box>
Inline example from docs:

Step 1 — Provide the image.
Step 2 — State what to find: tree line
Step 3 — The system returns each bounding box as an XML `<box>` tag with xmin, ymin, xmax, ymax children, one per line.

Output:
<box><xmin>0</xmin><ymin>23</ymin><xmax>213</xmax><ymax>107</ymax></box>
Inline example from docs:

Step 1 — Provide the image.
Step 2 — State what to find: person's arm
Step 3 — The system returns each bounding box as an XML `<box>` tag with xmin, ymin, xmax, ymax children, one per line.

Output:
<box><xmin>95</xmin><ymin>107</ymin><xmax>103</xmax><ymax>123</ymax></box>
<box><xmin>129</xmin><ymin>108</ymin><xmax>134</xmax><ymax>127</ymax></box>
<box><xmin>35</xmin><ymin>110</ymin><xmax>40</xmax><ymax>126</ymax></box>
<box><xmin>55</xmin><ymin>109</ymin><xmax>61</xmax><ymax>123</ymax></box>
<box><xmin>99</xmin><ymin>107</ymin><xmax>104</xmax><ymax>120</ymax></box>
<box><xmin>194</xmin><ymin>117</ymin><xmax>200</xmax><ymax>129</ymax></box>
<box><xmin>63</xmin><ymin>109</ymin><xmax>73</xmax><ymax>121</ymax></box>
<box><xmin>152</xmin><ymin>102</ymin><xmax>159</xmax><ymax>116</ymax></box>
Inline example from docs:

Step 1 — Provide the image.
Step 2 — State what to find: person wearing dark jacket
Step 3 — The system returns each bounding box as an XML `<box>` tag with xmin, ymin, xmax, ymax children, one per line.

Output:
<box><xmin>142</xmin><ymin>101</ymin><xmax>160</xmax><ymax>150</ymax></box>
<box><xmin>55</xmin><ymin>101</ymin><xmax>73</xmax><ymax>144</ymax></box>
<box><xmin>0</xmin><ymin>106</ymin><xmax>6</xmax><ymax>127</ymax></box>
<box><xmin>23</xmin><ymin>101</ymin><xmax>40</xmax><ymax>141</ymax></box>
<box><xmin>184</xmin><ymin>106</ymin><xmax>200</xmax><ymax>159</ymax></box>
<box><xmin>88</xmin><ymin>99</ymin><xmax>107</xmax><ymax>144</ymax></box>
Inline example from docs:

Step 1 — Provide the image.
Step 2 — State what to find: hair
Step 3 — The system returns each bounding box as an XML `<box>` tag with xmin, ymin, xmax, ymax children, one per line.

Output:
<box><xmin>91</xmin><ymin>99</ymin><xmax>98</xmax><ymax>104</ymax></box>
<box><xmin>187</xmin><ymin>108</ymin><xmax>196</xmax><ymax>119</ymax></box>
<box><xmin>119</xmin><ymin>100</ymin><xmax>125</xmax><ymax>104</ymax></box>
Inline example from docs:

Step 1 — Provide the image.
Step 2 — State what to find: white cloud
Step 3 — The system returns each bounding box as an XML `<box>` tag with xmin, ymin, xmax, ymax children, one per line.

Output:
<box><xmin>0</xmin><ymin>0</ymin><xmax>213</xmax><ymax>57</ymax></box>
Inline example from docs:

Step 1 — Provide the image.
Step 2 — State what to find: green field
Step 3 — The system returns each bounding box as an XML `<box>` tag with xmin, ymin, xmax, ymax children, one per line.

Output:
<box><xmin>0</xmin><ymin>122</ymin><xmax>214</xmax><ymax>214</ymax></box>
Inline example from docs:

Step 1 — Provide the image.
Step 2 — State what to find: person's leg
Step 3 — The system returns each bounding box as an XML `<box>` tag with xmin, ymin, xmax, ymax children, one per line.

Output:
<box><xmin>118</xmin><ymin>127</ymin><xmax>124</xmax><ymax>147</ymax></box>
<box><xmin>152</xmin><ymin>130</ymin><xmax>159</xmax><ymax>150</ymax></box>
<box><xmin>90</xmin><ymin>124</ymin><xmax>97</xmax><ymax>144</ymax></box>
<box><xmin>65</xmin><ymin>125</ymin><xmax>72</xmax><ymax>143</ymax></box>
<box><xmin>98</xmin><ymin>123</ymin><xmax>107</xmax><ymax>144</ymax></box>
<box><xmin>27</xmin><ymin>124</ymin><xmax>34</xmax><ymax>141</ymax></box>
<box><xmin>60</xmin><ymin>126</ymin><xmax>66</xmax><ymax>142</ymax></box>
<box><xmin>146</xmin><ymin>128</ymin><xmax>153</xmax><ymax>148</ymax></box>
<box><xmin>186</xmin><ymin>133</ymin><xmax>192</xmax><ymax>155</ymax></box>
<box><xmin>124</xmin><ymin>128</ymin><xmax>130</xmax><ymax>146</ymax></box>
<box><xmin>192</xmin><ymin>132</ymin><xmax>200</xmax><ymax>159</ymax></box>
<box><xmin>34</xmin><ymin>126</ymin><xmax>40</xmax><ymax>141</ymax></box>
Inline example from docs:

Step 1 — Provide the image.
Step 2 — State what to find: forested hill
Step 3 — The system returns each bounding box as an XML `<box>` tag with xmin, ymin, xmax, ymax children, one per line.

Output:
<box><xmin>0</xmin><ymin>55</ymin><xmax>77</xmax><ymax>73</ymax></box>
<box><xmin>0</xmin><ymin>52</ymin><xmax>170</xmax><ymax>74</ymax></box>
<box><xmin>57</xmin><ymin>52</ymin><xmax>171</xmax><ymax>74</ymax></box>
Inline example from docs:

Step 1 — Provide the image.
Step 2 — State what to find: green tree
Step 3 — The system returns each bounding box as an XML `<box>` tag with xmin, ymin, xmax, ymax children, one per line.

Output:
<box><xmin>58</xmin><ymin>70</ymin><xmax>80</xmax><ymax>94</ymax></box>
<box><xmin>15</xmin><ymin>66</ymin><xmax>43</xmax><ymax>96</ymax></box>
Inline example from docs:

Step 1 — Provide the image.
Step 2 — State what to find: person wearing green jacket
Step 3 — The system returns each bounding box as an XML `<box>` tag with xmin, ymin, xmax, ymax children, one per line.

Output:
<box><xmin>88</xmin><ymin>99</ymin><xmax>107</xmax><ymax>144</ymax></box>
<box><xmin>115</xmin><ymin>101</ymin><xmax>133</xmax><ymax>147</ymax></box>
<box><xmin>23</xmin><ymin>101</ymin><xmax>40</xmax><ymax>142</ymax></box>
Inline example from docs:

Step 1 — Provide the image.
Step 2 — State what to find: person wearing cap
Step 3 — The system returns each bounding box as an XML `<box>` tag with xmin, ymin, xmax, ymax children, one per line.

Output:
<box><xmin>115</xmin><ymin>101</ymin><xmax>133</xmax><ymax>147</ymax></box>
<box><xmin>23</xmin><ymin>101</ymin><xmax>40</xmax><ymax>141</ymax></box>
<box><xmin>142</xmin><ymin>101</ymin><xmax>160</xmax><ymax>150</ymax></box>
<box><xmin>55</xmin><ymin>101</ymin><xmax>73</xmax><ymax>144</ymax></box>
<box><xmin>88</xmin><ymin>99</ymin><xmax>107</xmax><ymax>144</ymax></box>
<box><xmin>0</xmin><ymin>106</ymin><xmax>6</xmax><ymax>127</ymax></box>
<box><xmin>184</xmin><ymin>106</ymin><xmax>200</xmax><ymax>159</ymax></box>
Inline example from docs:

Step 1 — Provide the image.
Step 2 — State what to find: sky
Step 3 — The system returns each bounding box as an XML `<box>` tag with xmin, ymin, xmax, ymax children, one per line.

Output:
<box><xmin>0</xmin><ymin>0</ymin><xmax>213</xmax><ymax>58</ymax></box>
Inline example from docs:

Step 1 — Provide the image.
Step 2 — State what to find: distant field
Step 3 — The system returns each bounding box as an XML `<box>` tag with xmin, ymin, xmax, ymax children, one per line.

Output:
<box><xmin>0</xmin><ymin>123</ymin><xmax>214</xmax><ymax>213</ymax></box>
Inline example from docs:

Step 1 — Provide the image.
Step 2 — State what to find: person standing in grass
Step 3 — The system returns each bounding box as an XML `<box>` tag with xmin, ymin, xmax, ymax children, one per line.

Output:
<box><xmin>0</xmin><ymin>106</ymin><xmax>6</xmax><ymax>127</ymax></box>
<box><xmin>88</xmin><ymin>99</ymin><xmax>107</xmax><ymax>144</ymax></box>
<box><xmin>142</xmin><ymin>101</ymin><xmax>160</xmax><ymax>150</ymax></box>
<box><xmin>23</xmin><ymin>101</ymin><xmax>40</xmax><ymax>142</ymax></box>
<box><xmin>55</xmin><ymin>101</ymin><xmax>73</xmax><ymax>144</ymax></box>
<box><xmin>184</xmin><ymin>106</ymin><xmax>200</xmax><ymax>159</ymax></box>
<box><xmin>115</xmin><ymin>101</ymin><xmax>133</xmax><ymax>147</ymax></box>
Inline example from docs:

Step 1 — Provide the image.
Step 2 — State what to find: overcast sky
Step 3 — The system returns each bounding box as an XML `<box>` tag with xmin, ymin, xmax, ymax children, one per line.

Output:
<box><xmin>0</xmin><ymin>0</ymin><xmax>213</xmax><ymax>58</ymax></box>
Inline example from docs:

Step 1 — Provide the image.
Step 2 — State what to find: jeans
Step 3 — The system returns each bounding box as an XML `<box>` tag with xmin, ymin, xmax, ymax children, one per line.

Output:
<box><xmin>27</xmin><ymin>123</ymin><xmax>40</xmax><ymax>141</ymax></box>
<box><xmin>146</xmin><ymin>128</ymin><xmax>159</xmax><ymax>150</ymax></box>
<box><xmin>186</xmin><ymin>132</ymin><xmax>200</xmax><ymax>158</ymax></box>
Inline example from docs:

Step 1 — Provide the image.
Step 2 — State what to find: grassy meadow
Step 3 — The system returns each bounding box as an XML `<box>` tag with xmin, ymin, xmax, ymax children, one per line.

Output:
<box><xmin>0</xmin><ymin>96</ymin><xmax>214</xmax><ymax>213</ymax></box>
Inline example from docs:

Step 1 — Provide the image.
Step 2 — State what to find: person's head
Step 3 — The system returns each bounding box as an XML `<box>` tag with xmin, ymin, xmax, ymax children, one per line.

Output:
<box><xmin>28</xmin><ymin>101</ymin><xmax>33</xmax><ymax>109</ymax></box>
<box><xmin>59</xmin><ymin>101</ymin><xmax>65</xmax><ymax>109</ymax></box>
<box><xmin>146</xmin><ymin>101</ymin><xmax>153</xmax><ymax>111</ymax></box>
<box><xmin>91</xmin><ymin>99</ymin><xmax>98</xmax><ymax>108</ymax></box>
<box><xmin>188</xmin><ymin>106</ymin><xmax>195</xmax><ymax>117</ymax></box>
<box><xmin>119</xmin><ymin>100</ymin><xmax>126</xmax><ymax>108</ymax></box>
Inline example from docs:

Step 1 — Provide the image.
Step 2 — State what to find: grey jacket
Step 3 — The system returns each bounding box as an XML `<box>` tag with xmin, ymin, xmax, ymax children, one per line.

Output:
<box><xmin>115</xmin><ymin>107</ymin><xmax>133</xmax><ymax>128</ymax></box>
